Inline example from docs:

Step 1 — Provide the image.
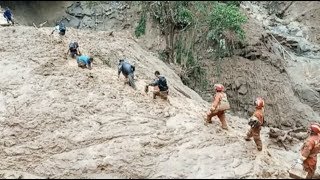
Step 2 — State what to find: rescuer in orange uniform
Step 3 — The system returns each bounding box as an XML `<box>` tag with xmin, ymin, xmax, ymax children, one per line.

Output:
<box><xmin>206</xmin><ymin>84</ymin><xmax>230</xmax><ymax>130</ymax></box>
<box><xmin>299</xmin><ymin>123</ymin><xmax>320</xmax><ymax>179</ymax></box>
<box><xmin>245</xmin><ymin>97</ymin><xmax>265</xmax><ymax>151</ymax></box>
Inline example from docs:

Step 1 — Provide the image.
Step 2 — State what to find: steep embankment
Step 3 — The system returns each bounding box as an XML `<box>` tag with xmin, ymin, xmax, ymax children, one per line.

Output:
<box><xmin>0</xmin><ymin>24</ymin><xmax>317</xmax><ymax>178</ymax></box>
<box><xmin>239</xmin><ymin>1</ymin><xmax>320</xmax><ymax>128</ymax></box>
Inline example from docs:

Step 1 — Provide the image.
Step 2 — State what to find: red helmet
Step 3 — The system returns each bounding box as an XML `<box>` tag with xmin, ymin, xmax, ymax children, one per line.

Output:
<box><xmin>255</xmin><ymin>97</ymin><xmax>265</xmax><ymax>109</ymax></box>
<box><xmin>215</xmin><ymin>84</ymin><xmax>224</xmax><ymax>92</ymax></box>
<box><xmin>310</xmin><ymin>124</ymin><xmax>320</xmax><ymax>134</ymax></box>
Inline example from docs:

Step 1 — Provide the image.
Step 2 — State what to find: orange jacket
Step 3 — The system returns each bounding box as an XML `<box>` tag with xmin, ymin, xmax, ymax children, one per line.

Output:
<box><xmin>300</xmin><ymin>135</ymin><xmax>320</xmax><ymax>169</ymax></box>
<box><xmin>253</xmin><ymin>108</ymin><xmax>264</xmax><ymax>125</ymax></box>
<box><xmin>211</xmin><ymin>92</ymin><xmax>224</xmax><ymax>110</ymax></box>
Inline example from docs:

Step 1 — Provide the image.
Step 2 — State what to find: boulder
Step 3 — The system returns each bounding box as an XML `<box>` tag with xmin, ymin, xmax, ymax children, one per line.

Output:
<box><xmin>238</xmin><ymin>85</ymin><xmax>248</xmax><ymax>95</ymax></box>
<box><xmin>66</xmin><ymin>2</ymin><xmax>84</xmax><ymax>17</ymax></box>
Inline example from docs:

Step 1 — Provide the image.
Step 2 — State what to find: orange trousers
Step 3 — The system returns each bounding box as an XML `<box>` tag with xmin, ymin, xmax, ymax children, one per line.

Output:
<box><xmin>245</xmin><ymin>127</ymin><xmax>262</xmax><ymax>151</ymax></box>
<box><xmin>303</xmin><ymin>157</ymin><xmax>317</xmax><ymax>178</ymax></box>
<box><xmin>206</xmin><ymin>110</ymin><xmax>228</xmax><ymax>129</ymax></box>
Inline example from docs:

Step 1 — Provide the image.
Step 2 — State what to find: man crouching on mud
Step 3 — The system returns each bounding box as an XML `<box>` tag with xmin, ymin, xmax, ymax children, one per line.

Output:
<box><xmin>145</xmin><ymin>71</ymin><xmax>169</xmax><ymax>100</ymax></box>
<box><xmin>76</xmin><ymin>55</ymin><xmax>93</xmax><ymax>70</ymax></box>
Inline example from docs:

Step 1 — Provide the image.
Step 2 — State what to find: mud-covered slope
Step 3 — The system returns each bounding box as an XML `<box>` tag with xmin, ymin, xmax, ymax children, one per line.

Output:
<box><xmin>0</xmin><ymin>25</ymin><xmax>314</xmax><ymax>179</ymax></box>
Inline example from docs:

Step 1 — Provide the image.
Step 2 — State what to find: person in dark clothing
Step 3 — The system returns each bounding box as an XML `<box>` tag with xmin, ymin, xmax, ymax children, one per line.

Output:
<box><xmin>51</xmin><ymin>21</ymin><xmax>66</xmax><ymax>36</ymax></box>
<box><xmin>118</xmin><ymin>59</ymin><xmax>135</xmax><ymax>88</ymax></box>
<box><xmin>3</xmin><ymin>7</ymin><xmax>14</xmax><ymax>25</ymax></box>
<box><xmin>145</xmin><ymin>71</ymin><xmax>169</xmax><ymax>100</ymax></box>
<box><xmin>66</xmin><ymin>42</ymin><xmax>81</xmax><ymax>58</ymax></box>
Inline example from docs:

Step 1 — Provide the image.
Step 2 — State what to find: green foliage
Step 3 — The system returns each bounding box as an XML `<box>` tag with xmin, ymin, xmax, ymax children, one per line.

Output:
<box><xmin>135</xmin><ymin>13</ymin><xmax>147</xmax><ymax>38</ymax></box>
<box><xmin>84</xmin><ymin>1</ymin><xmax>100</xmax><ymax>9</ymax></box>
<box><xmin>149</xmin><ymin>1</ymin><xmax>193</xmax><ymax>30</ymax></box>
<box><xmin>158</xmin><ymin>50</ymin><xmax>169</xmax><ymax>62</ymax></box>
<box><xmin>146</xmin><ymin>1</ymin><xmax>247</xmax><ymax>92</ymax></box>
<box><xmin>207</xmin><ymin>2</ymin><xmax>247</xmax><ymax>43</ymax></box>
<box><xmin>221</xmin><ymin>1</ymin><xmax>241</xmax><ymax>7</ymax></box>
<box><xmin>175</xmin><ymin>5</ymin><xmax>193</xmax><ymax>28</ymax></box>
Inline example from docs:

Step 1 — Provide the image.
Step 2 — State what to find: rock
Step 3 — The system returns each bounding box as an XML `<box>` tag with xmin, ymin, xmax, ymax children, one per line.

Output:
<box><xmin>295</xmin><ymin>31</ymin><xmax>303</xmax><ymax>37</ymax></box>
<box><xmin>238</xmin><ymin>85</ymin><xmax>248</xmax><ymax>95</ymax></box>
<box><xmin>293</xmin><ymin>84</ymin><xmax>320</xmax><ymax>112</ymax></box>
<box><xmin>275</xmin><ymin>25</ymin><xmax>289</xmax><ymax>34</ymax></box>
<box><xmin>235</xmin><ymin>80</ymin><xmax>241</xmax><ymax>89</ymax></box>
<box><xmin>66</xmin><ymin>16</ymin><xmax>81</xmax><ymax>28</ymax></box>
<box><xmin>66</xmin><ymin>2</ymin><xmax>84</xmax><ymax>18</ymax></box>
<box><xmin>81</xmin><ymin>15</ymin><xmax>95</xmax><ymax>28</ymax></box>
<box><xmin>82</xmin><ymin>5</ymin><xmax>95</xmax><ymax>16</ymax></box>
<box><xmin>105</xmin><ymin>10</ymin><xmax>113</xmax><ymax>16</ymax></box>
<box><xmin>245</xmin><ymin>51</ymin><xmax>262</xmax><ymax>60</ymax></box>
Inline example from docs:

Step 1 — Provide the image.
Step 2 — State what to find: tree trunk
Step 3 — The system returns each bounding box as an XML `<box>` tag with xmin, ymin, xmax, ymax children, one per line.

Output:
<box><xmin>169</xmin><ymin>24</ymin><xmax>175</xmax><ymax>64</ymax></box>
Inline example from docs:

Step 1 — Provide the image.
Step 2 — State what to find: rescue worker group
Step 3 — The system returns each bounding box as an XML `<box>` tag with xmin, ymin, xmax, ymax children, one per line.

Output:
<box><xmin>3</xmin><ymin>8</ymin><xmax>320</xmax><ymax>179</ymax></box>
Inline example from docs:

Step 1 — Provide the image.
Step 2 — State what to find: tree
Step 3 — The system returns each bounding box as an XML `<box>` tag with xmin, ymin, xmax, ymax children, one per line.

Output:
<box><xmin>207</xmin><ymin>2</ymin><xmax>247</xmax><ymax>56</ymax></box>
<box><xmin>148</xmin><ymin>1</ymin><xmax>193</xmax><ymax>63</ymax></box>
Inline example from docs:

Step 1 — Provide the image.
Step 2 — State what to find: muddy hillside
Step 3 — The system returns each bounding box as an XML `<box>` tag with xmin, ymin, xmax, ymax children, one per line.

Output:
<box><xmin>19</xmin><ymin>1</ymin><xmax>319</xmax><ymax>130</ymax></box>
<box><xmin>1</xmin><ymin>22</ymin><xmax>317</xmax><ymax>179</ymax></box>
<box><xmin>0</xmin><ymin>2</ymin><xmax>320</xmax><ymax>179</ymax></box>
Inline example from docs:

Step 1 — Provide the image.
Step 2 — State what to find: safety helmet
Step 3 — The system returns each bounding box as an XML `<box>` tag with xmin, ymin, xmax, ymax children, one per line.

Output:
<box><xmin>214</xmin><ymin>84</ymin><xmax>224</xmax><ymax>92</ymax></box>
<box><xmin>255</xmin><ymin>97</ymin><xmax>265</xmax><ymax>109</ymax></box>
<box><xmin>310</xmin><ymin>124</ymin><xmax>320</xmax><ymax>134</ymax></box>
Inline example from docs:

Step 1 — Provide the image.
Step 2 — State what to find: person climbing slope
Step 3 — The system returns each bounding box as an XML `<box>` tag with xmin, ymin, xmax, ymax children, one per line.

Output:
<box><xmin>51</xmin><ymin>21</ymin><xmax>66</xmax><ymax>36</ymax></box>
<box><xmin>3</xmin><ymin>7</ymin><xmax>14</xmax><ymax>25</ymax></box>
<box><xmin>245</xmin><ymin>97</ymin><xmax>265</xmax><ymax>151</ymax></box>
<box><xmin>76</xmin><ymin>55</ymin><xmax>93</xmax><ymax>70</ymax></box>
<box><xmin>206</xmin><ymin>84</ymin><xmax>230</xmax><ymax>130</ymax></box>
<box><xmin>66</xmin><ymin>42</ymin><xmax>81</xmax><ymax>58</ymax></box>
<box><xmin>145</xmin><ymin>71</ymin><xmax>169</xmax><ymax>100</ymax></box>
<box><xmin>298</xmin><ymin>123</ymin><xmax>320</xmax><ymax>179</ymax></box>
<box><xmin>118</xmin><ymin>59</ymin><xmax>136</xmax><ymax>89</ymax></box>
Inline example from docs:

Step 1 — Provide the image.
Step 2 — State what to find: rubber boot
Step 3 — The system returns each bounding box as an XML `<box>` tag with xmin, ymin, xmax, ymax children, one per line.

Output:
<box><xmin>254</xmin><ymin>136</ymin><xmax>262</xmax><ymax>151</ymax></box>
<box><xmin>218</xmin><ymin>112</ymin><xmax>228</xmax><ymax>130</ymax></box>
<box><xmin>245</xmin><ymin>129</ymin><xmax>252</xmax><ymax>141</ymax></box>
<box><xmin>306</xmin><ymin>169</ymin><xmax>315</xmax><ymax>179</ymax></box>
<box><xmin>206</xmin><ymin>111</ymin><xmax>213</xmax><ymax>124</ymax></box>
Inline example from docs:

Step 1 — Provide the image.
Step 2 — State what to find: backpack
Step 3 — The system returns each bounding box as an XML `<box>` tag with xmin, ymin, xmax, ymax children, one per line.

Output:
<box><xmin>216</xmin><ymin>93</ymin><xmax>230</xmax><ymax>112</ymax></box>
<box><xmin>69</xmin><ymin>42</ymin><xmax>78</xmax><ymax>50</ymax></box>
<box><xmin>158</xmin><ymin>76</ymin><xmax>168</xmax><ymax>91</ymax></box>
<box><xmin>59</xmin><ymin>22</ymin><xmax>66</xmax><ymax>32</ymax></box>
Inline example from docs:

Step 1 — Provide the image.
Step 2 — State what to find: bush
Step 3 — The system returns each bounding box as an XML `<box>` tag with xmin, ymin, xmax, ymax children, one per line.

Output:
<box><xmin>221</xmin><ymin>1</ymin><xmax>241</xmax><ymax>7</ymax></box>
<box><xmin>175</xmin><ymin>5</ymin><xmax>193</xmax><ymax>30</ymax></box>
<box><xmin>135</xmin><ymin>13</ymin><xmax>147</xmax><ymax>38</ymax></box>
<box><xmin>207</xmin><ymin>2</ymin><xmax>247</xmax><ymax>43</ymax></box>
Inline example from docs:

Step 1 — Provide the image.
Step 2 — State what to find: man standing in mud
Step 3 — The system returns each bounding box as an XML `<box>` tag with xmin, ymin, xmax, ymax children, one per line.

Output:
<box><xmin>118</xmin><ymin>59</ymin><xmax>136</xmax><ymax>89</ymax></box>
<box><xmin>299</xmin><ymin>123</ymin><xmax>320</xmax><ymax>179</ymax></box>
<box><xmin>245</xmin><ymin>97</ymin><xmax>265</xmax><ymax>151</ymax></box>
<box><xmin>3</xmin><ymin>7</ymin><xmax>14</xmax><ymax>25</ymax></box>
<box><xmin>66</xmin><ymin>42</ymin><xmax>81</xmax><ymax>58</ymax></box>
